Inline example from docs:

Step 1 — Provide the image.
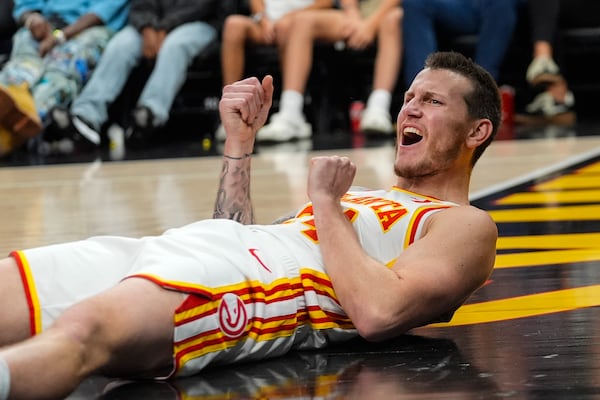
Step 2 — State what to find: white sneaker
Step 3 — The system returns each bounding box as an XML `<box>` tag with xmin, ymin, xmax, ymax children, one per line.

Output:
<box><xmin>526</xmin><ymin>90</ymin><xmax>575</xmax><ymax>116</ymax></box>
<box><xmin>257</xmin><ymin>112</ymin><xmax>312</xmax><ymax>142</ymax></box>
<box><xmin>526</xmin><ymin>56</ymin><xmax>560</xmax><ymax>85</ymax></box>
<box><xmin>359</xmin><ymin>106</ymin><xmax>394</xmax><ymax>135</ymax></box>
<box><xmin>214</xmin><ymin>123</ymin><xmax>226</xmax><ymax>142</ymax></box>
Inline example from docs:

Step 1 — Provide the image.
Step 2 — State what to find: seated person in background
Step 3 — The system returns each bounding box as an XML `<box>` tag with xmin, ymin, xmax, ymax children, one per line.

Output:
<box><xmin>401</xmin><ymin>0</ymin><xmax>520</xmax><ymax>87</ymax></box>
<box><xmin>516</xmin><ymin>0</ymin><xmax>576</xmax><ymax>126</ymax></box>
<box><xmin>48</xmin><ymin>0</ymin><xmax>220</xmax><ymax>151</ymax></box>
<box><xmin>215</xmin><ymin>0</ymin><xmax>334</xmax><ymax>140</ymax></box>
<box><xmin>256</xmin><ymin>0</ymin><xmax>403</xmax><ymax>142</ymax></box>
<box><xmin>0</xmin><ymin>0</ymin><xmax>128</xmax><ymax>158</ymax></box>
<box><xmin>0</xmin><ymin>51</ymin><xmax>499</xmax><ymax>399</ymax></box>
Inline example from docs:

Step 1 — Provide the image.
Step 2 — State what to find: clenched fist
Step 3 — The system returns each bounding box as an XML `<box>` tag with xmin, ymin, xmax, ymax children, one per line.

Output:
<box><xmin>307</xmin><ymin>156</ymin><xmax>357</xmax><ymax>205</ymax></box>
<box><xmin>219</xmin><ymin>75</ymin><xmax>274</xmax><ymax>144</ymax></box>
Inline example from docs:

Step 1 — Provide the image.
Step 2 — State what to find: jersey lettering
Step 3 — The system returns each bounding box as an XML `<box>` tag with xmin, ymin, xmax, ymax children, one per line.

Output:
<box><xmin>342</xmin><ymin>193</ymin><xmax>409</xmax><ymax>232</ymax></box>
<box><xmin>299</xmin><ymin>208</ymin><xmax>358</xmax><ymax>243</ymax></box>
<box><xmin>376</xmin><ymin>208</ymin><xmax>408</xmax><ymax>231</ymax></box>
<box><xmin>292</xmin><ymin>193</ymin><xmax>411</xmax><ymax>241</ymax></box>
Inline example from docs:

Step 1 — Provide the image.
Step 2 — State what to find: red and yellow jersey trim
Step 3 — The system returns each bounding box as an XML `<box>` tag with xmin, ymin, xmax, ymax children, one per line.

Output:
<box><xmin>129</xmin><ymin>268</ymin><xmax>353</xmax><ymax>372</ymax></box>
<box><xmin>403</xmin><ymin>205</ymin><xmax>452</xmax><ymax>248</ymax></box>
<box><xmin>10</xmin><ymin>250</ymin><xmax>42</xmax><ymax>335</ymax></box>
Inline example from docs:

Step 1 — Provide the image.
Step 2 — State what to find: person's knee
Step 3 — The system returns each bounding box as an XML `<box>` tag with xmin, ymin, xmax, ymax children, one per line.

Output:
<box><xmin>274</xmin><ymin>15</ymin><xmax>296</xmax><ymax>42</ymax></box>
<box><xmin>162</xmin><ymin>29</ymin><xmax>216</xmax><ymax>57</ymax></box>
<box><xmin>292</xmin><ymin>11</ymin><xmax>319</xmax><ymax>30</ymax></box>
<box><xmin>222</xmin><ymin>15</ymin><xmax>251</xmax><ymax>43</ymax></box>
<box><xmin>108</xmin><ymin>26</ymin><xmax>140</xmax><ymax>49</ymax></box>
<box><xmin>33</xmin><ymin>306</ymin><xmax>112</xmax><ymax>380</ymax></box>
<box><xmin>380</xmin><ymin>7</ymin><xmax>403</xmax><ymax>33</ymax></box>
<box><xmin>54</xmin><ymin>278</ymin><xmax>182</xmax><ymax>377</ymax></box>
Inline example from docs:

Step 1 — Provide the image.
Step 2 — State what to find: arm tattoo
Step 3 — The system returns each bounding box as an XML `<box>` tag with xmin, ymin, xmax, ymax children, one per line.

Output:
<box><xmin>213</xmin><ymin>159</ymin><xmax>255</xmax><ymax>224</ymax></box>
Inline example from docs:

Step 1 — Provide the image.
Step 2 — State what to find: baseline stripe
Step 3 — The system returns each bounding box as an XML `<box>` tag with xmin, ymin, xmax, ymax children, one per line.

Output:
<box><xmin>429</xmin><ymin>285</ymin><xmax>600</xmax><ymax>327</ymax></box>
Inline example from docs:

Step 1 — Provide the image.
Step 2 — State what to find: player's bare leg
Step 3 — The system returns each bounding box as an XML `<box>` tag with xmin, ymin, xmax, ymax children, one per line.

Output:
<box><xmin>0</xmin><ymin>277</ymin><xmax>185</xmax><ymax>399</ymax></box>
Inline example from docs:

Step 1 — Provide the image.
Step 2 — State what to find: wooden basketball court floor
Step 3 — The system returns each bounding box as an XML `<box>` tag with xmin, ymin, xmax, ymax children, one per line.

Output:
<box><xmin>1</xmin><ymin>124</ymin><xmax>600</xmax><ymax>399</ymax></box>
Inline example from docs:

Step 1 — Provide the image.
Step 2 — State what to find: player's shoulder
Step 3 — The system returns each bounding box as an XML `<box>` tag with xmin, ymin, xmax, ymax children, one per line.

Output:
<box><xmin>435</xmin><ymin>204</ymin><xmax>497</xmax><ymax>235</ymax></box>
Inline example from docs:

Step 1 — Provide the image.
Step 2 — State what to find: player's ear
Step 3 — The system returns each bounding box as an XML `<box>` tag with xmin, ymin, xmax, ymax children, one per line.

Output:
<box><xmin>467</xmin><ymin>119</ymin><xmax>493</xmax><ymax>149</ymax></box>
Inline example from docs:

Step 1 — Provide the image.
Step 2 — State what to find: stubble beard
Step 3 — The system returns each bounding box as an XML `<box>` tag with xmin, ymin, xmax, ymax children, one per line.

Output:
<box><xmin>394</xmin><ymin>140</ymin><xmax>463</xmax><ymax>180</ymax></box>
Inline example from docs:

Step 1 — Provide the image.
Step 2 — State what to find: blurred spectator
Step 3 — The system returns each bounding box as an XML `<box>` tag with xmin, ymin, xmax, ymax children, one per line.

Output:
<box><xmin>402</xmin><ymin>0</ymin><xmax>520</xmax><ymax>86</ymax></box>
<box><xmin>0</xmin><ymin>0</ymin><xmax>128</xmax><ymax>158</ymax></box>
<box><xmin>255</xmin><ymin>0</ymin><xmax>403</xmax><ymax>142</ymax></box>
<box><xmin>516</xmin><ymin>0</ymin><xmax>576</xmax><ymax>126</ymax></box>
<box><xmin>215</xmin><ymin>0</ymin><xmax>334</xmax><ymax>140</ymax></box>
<box><xmin>48</xmin><ymin>0</ymin><xmax>220</xmax><ymax>151</ymax></box>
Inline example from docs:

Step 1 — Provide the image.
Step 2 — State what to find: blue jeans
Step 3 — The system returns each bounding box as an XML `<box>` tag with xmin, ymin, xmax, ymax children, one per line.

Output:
<box><xmin>0</xmin><ymin>26</ymin><xmax>113</xmax><ymax>120</ymax></box>
<box><xmin>402</xmin><ymin>0</ymin><xmax>520</xmax><ymax>86</ymax></box>
<box><xmin>72</xmin><ymin>22</ymin><xmax>217</xmax><ymax>129</ymax></box>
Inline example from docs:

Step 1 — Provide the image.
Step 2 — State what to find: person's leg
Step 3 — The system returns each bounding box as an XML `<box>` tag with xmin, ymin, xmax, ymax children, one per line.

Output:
<box><xmin>408</xmin><ymin>0</ymin><xmax>515</xmax><ymax>82</ymax></box>
<box><xmin>371</xmin><ymin>8</ymin><xmax>403</xmax><ymax>94</ymax></box>
<box><xmin>280</xmin><ymin>9</ymin><xmax>347</xmax><ymax>94</ymax></box>
<box><xmin>215</xmin><ymin>15</ymin><xmax>267</xmax><ymax>140</ymax></box>
<box><xmin>256</xmin><ymin>10</ymin><xmax>348</xmax><ymax>142</ymax></box>
<box><xmin>0</xmin><ymin>28</ymin><xmax>44</xmax><ymax>88</ymax></box>
<box><xmin>32</xmin><ymin>26</ymin><xmax>113</xmax><ymax>123</ymax></box>
<box><xmin>272</xmin><ymin>12</ymin><xmax>295</xmax><ymax>65</ymax></box>
<box><xmin>275</xmin><ymin>11</ymin><xmax>338</xmax><ymax>125</ymax></box>
<box><xmin>401</xmin><ymin>0</ymin><xmax>439</xmax><ymax>87</ymax></box>
<box><xmin>404</xmin><ymin>0</ymin><xmax>495</xmax><ymax>84</ymax></box>
<box><xmin>361</xmin><ymin>7</ymin><xmax>403</xmax><ymax>134</ymax></box>
<box><xmin>138</xmin><ymin>22</ymin><xmax>217</xmax><ymax>125</ymax></box>
<box><xmin>257</xmin><ymin>9</ymin><xmax>350</xmax><ymax>141</ymax></box>
<box><xmin>69</xmin><ymin>26</ymin><xmax>142</xmax><ymax>130</ymax></box>
<box><xmin>0</xmin><ymin>28</ymin><xmax>44</xmax><ymax>139</ymax></box>
<box><xmin>525</xmin><ymin>0</ymin><xmax>561</xmax><ymax>84</ymax></box>
<box><xmin>220</xmin><ymin>15</ymin><xmax>265</xmax><ymax>86</ymax></box>
<box><xmin>0</xmin><ymin>236</ymin><xmax>147</xmax><ymax>345</ymax></box>
<box><xmin>472</xmin><ymin>0</ymin><xmax>519</xmax><ymax>81</ymax></box>
<box><xmin>0</xmin><ymin>277</ymin><xmax>185</xmax><ymax>399</ymax></box>
<box><xmin>529</xmin><ymin>0</ymin><xmax>559</xmax><ymax>56</ymax></box>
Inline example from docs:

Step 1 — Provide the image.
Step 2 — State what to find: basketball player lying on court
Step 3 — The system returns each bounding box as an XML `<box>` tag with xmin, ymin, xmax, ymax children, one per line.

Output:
<box><xmin>0</xmin><ymin>51</ymin><xmax>498</xmax><ymax>400</ymax></box>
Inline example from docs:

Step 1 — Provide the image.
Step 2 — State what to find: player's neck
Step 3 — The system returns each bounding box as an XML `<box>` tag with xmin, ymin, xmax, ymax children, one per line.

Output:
<box><xmin>395</xmin><ymin>174</ymin><xmax>471</xmax><ymax>205</ymax></box>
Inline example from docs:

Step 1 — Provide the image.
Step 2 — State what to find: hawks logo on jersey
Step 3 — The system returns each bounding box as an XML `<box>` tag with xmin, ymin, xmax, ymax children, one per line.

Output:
<box><xmin>218</xmin><ymin>293</ymin><xmax>248</xmax><ymax>338</ymax></box>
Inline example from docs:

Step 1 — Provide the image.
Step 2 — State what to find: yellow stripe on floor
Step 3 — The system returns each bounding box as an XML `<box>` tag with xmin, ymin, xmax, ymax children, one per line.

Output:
<box><xmin>488</xmin><ymin>204</ymin><xmax>600</xmax><ymax>222</ymax></box>
<box><xmin>429</xmin><ymin>285</ymin><xmax>600</xmax><ymax>327</ymax></box>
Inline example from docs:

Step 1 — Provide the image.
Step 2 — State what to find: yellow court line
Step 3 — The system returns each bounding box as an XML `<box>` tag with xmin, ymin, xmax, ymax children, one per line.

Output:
<box><xmin>494</xmin><ymin>248</ymin><xmax>600</xmax><ymax>269</ymax></box>
<box><xmin>497</xmin><ymin>189</ymin><xmax>600</xmax><ymax>205</ymax></box>
<box><xmin>577</xmin><ymin>162</ymin><xmax>600</xmax><ymax>173</ymax></box>
<box><xmin>488</xmin><ymin>204</ymin><xmax>600</xmax><ymax>222</ymax></box>
<box><xmin>496</xmin><ymin>232</ymin><xmax>600</xmax><ymax>249</ymax></box>
<box><xmin>429</xmin><ymin>285</ymin><xmax>600</xmax><ymax>327</ymax></box>
<box><xmin>535</xmin><ymin>175</ymin><xmax>600</xmax><ymax>190</ymax></box>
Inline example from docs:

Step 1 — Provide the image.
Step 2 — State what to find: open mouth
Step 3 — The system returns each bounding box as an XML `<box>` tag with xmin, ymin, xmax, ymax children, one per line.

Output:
<box><xmin>401</xmin><ymin>127</ymin><xmax>423</xmax><ymax>146</ymax></box>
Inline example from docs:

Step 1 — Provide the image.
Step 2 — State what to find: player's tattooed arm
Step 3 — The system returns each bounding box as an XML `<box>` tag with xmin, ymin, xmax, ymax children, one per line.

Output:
<box><xmin>214</xmin><ymin>75</ymin><xmax>273</xmax><ymax>224</ymax></box>
<box><xmin>213</xmin><ymin>157</ymin><xmax>255</xmax><ymax>224</ymax></box>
